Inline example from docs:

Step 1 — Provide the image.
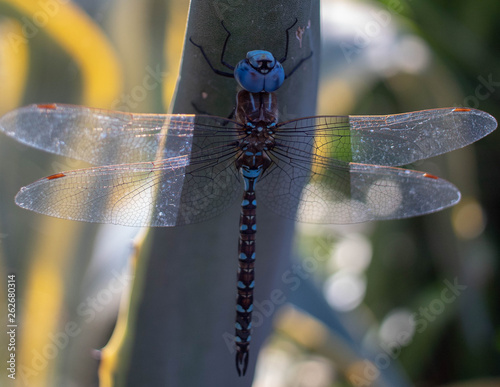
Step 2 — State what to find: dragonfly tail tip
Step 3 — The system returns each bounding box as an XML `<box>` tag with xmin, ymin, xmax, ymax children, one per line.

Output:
<box><xmin>236</xmin><ymin>352</ymin><xmax>249</xmax><ymax>376</ymax></box>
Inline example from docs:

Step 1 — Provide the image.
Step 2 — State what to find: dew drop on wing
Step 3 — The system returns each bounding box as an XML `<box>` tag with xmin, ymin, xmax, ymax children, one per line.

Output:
<box><xmin>58</xmin><ymin>141</ymin><xmax>69</xmax><ymax>154</ymax></box>
<box><xmin>156</xmin><ymin>210</ymin><xmax>167</xmax><ymax>225</ymax></box>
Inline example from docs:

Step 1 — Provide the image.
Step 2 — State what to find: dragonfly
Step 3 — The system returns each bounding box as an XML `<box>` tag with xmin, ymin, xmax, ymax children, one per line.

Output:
<box><xmin>0</xmin><ymin>20</ymin><xmax>497</xmax><ymax>377</ymax></box>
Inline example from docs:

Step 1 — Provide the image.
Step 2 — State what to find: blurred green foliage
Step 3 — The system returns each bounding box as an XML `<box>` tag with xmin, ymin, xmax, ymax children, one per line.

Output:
<box><xmin>334</xmin><ymin>0</ymin><xmax>500</xmax><ymax>385</ymax></box>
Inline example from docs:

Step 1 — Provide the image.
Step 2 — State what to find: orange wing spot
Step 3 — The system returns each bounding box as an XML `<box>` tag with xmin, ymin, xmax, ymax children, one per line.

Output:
<box><xmin>453</xmin><ymin>108</ymin><xmax>471</xmax><ymax>112</ymax></box>
<box><xmin>37</xmin><ymin>104</ymin><xmax>57</xmax><ymax>110</ymax></box>
<box><xmin>423</xmin><ymin>173</ymin><xmax>439</xmax><ymax>180</ymax></box>
<box><xmin>47</xmin><ymin>173</ymin><xmax>66</xmax><ymax>180</ymax></box>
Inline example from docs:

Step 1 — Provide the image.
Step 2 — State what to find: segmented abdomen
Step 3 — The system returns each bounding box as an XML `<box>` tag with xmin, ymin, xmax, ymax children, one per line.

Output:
<box><xmin>235</xmin><ymin>189</ymin><xmax>257</xmax><ymax>376</ymax></box>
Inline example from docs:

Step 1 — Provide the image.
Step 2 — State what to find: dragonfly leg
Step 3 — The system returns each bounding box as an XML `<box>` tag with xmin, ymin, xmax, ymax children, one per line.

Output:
<box><xmin>284</xmin><ymin>50</ymin><xmax>314</xmax><ymax>79</ymax></box>
<box><xmin>190</xmin><ymin>101</ymin><xmax>235</xmax><ymax>124</ymax></box>
<box><xmin>190</xmin><ymin>101</ymin><xmax>211</xmax><ymax>115</ymax></box>
<box><xmin>220</xmin><ymin>21</ymin><xmax>236</xmax><ymax>70</ymax></box>
<box><xmin>278</xmin><ymin>18</ymin><xmax>298</xmax><ymax>63</ymax></box>
<box><xmin>189</xmin><ymin>34</ymin><xmax>234</xmax><ymax>78</ymax></box>
<box><xmin>276</xmin><ymin>18</ymin><xmax>314</xmax><ymax>79</ymax></box>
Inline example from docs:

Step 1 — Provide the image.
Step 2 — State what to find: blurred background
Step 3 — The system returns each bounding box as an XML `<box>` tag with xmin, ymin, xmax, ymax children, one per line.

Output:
<box><xmin>0</xmin><ymin>0</ymin><xmax>499</xmax><ymax>386</ymax></box>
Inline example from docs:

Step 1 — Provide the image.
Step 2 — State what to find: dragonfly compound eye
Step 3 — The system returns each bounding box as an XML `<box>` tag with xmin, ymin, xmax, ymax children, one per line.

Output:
<box><xmin>234</xmin><ymin>50</ymin><xmax>285</xmax><ymax>93</ymax></box>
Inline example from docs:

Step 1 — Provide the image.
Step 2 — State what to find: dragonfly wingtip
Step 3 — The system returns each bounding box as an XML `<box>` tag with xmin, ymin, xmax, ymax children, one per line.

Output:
<box><xmin>474</xmin><ymin>108</ymin><xmax>497</xmax><ymax>134</ymax></box>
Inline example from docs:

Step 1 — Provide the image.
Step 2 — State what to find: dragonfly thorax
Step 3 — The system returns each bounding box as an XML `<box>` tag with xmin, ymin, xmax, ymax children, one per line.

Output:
<box><xmin>236</xmin><ymin>123</ymin><xmax>275</xmax><ymax>175</ymax></box>
<box><xmin>235</xmin><ymin>90</ymin><xmax>279</xmax><ymax>126</ymax></box>
<box><xmin>235</xmin><ymin>90</ymin><xmax>277</xmax><ymax>182</ymax></box>
<box><xmin>234</xmin><ymin>50</ymin><xmax>285</xmax><ymax>92</ymax></box>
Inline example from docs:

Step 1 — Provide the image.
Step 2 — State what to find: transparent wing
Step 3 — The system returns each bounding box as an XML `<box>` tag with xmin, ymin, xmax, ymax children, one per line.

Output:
<box><xmin>277</xmin><ymin>108</ymin><xmax>497</xmax><ymax>166</ymax></box>
<box><xmin>259</xmin><ymin>151</ymin><xmax>460</xmax><ymax>224</ymax></box>
<box><xmin>0</xmin><ymin>103</ymin><xmax>242</xmax><ymax>165</ymax></box>
<box><xmin>15</xmin><ymin>153</ymin><xmax>241</xmax><ymax>227</ymax></box>
<box><xmin>5</xmin><ymin>105</ymin><xmax>494</xmax><ymax>226</ymax></box>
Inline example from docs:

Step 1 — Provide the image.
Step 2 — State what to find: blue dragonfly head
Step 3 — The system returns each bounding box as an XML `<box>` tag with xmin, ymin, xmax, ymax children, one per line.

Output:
<box><xmin>234</xmin><ymin>50</ymin><xmax>285</xmax><ymax>93</ymax></box>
